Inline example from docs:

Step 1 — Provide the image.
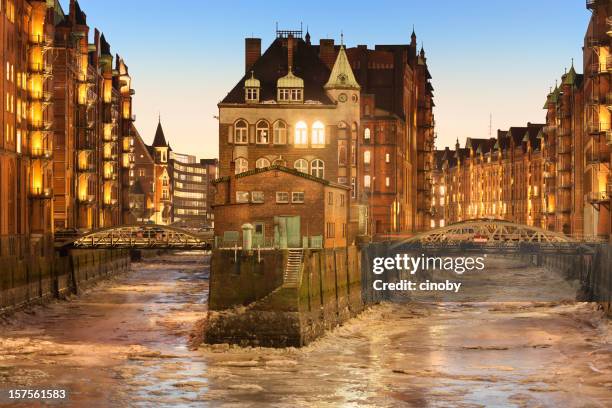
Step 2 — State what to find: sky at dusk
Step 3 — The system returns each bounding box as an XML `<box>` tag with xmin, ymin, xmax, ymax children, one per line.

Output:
<box><xmin>74</xmin><ymin>0</ymin><xmax>590</xmax><ymax>159</ymax></box>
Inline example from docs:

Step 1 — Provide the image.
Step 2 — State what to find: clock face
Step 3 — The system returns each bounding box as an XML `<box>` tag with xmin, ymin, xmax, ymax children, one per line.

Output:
<box><xmin>338</xmin><ymin>93</ymin><xmax>348</xmax><ymax>102</ymax></box>
<box><xmin>338</xmin><ymin>73</ymin><xmax>347</xmax><ymax>83</ymax></box>
<box><xmin>352</xmin><ymin>94</ymin><xmax>358</xmax><ymax>103</ymax></box>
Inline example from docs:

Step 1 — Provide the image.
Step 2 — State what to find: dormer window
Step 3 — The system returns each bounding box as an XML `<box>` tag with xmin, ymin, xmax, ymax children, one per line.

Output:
<box><xmin>244</xmin><ymin>71</ymin><xmax>260</xmax><ymax>103</ymax></box>
<box><xmin>277</xmin><ymin>67</ymin><xmax>304</xmax><ymax>103</ymax></box>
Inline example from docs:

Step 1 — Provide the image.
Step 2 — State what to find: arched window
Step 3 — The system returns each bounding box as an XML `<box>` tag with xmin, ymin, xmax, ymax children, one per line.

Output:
<box><xmin>235</xmin><ymin>158</ymin><xmax>248</xmax><ymax>174</ymax></box>
<box><xmin>256</xmin><ymin>120</ymin><xmax>269</xmax><ymax>144</ymax></box>
<box><xmin>364</xmin><ymin>127</ymin><xmax>371</xmax><ymax>142</ymax></box>
<box><xmin>312</xmin><ymin>121</ymin><xmax>325</xmax><ymax>145</ymax></box>
<box><xmin>364</xmin><ymin>150</ymin><xmax>371</xmax><ymax>165</ymax></box>
<box><xmin>294</xmin><ymin>121</ymin><xmax>307</xmax><ymax>145</ymax></box>
<box><xmin>310</xmin><ymin>159</ymin><xmax>324</xmax><ymax>179</ymax></box>
<box><xmin>273</xmin><ymin>121</ymin><xmax>287</xmax><ymax>144</ymax></box>
<box><xmin>364</xmin><ymin>174</ymin><xmax>371</xmax><ymax>188</ymax></box>
<box><xmin>234</xmin><ymin>120</ymin><xmax>248</xmax><ymax>144</ymax></box>
<box><xmin>273</xmin><ymin>158</ymin><xmax>286</xmax><ymax>167</ymax></box>
<box><xmin>294</xmin><ymin>159</ymin><xmax>308</xmax><ymax>173</ymax></box>
<box><xmin>256</xmin><ymin>158</ymin><xmax>270</xmax><ymax>169</ymax></box>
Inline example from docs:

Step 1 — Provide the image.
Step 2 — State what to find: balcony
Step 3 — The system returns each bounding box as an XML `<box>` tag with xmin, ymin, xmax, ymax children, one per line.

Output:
<box><xmin>29</xmin><ymin>62</ymin><xmax>53</xmax><ymax>76</ymax></box>
<box><xmin>30</xmin><ymin>187</ymin><xmax>53</xmax><ymax>200</ymax></box>
<box><xmin>588</xmin><ymin>122</ymin><xmax>610</xmax><ymax>134</ymax></box>
<box><xmin>103</xmin><ymin>173</ymin><xmax>117</xmax><ymax>181</ymax></box>
<box><xmin>31</xmin><ymin>148</ymin><xmax>53</xmax><ymax>160</ymax></box>
<box><xmin>29</xmin><ymin>34</ymin><xmax>53</xmax><ymax>46</ymax></box>
<box><xmin>28</xmin><ymin>120</ymin><xmax>53</xmax><ymax>132</ymax></box>
<box><xmin>585</xmin><ymin>191</ymin><xmax>609</xmax><ymax>203</ymax></box>
<box><xmin>102</xmin><ymin>199</ymin><xmax>118</xmax><ymax>208</ymax></box>
<box><xmin>590</xmin><ymin>62</ymin><xmax>610</xmax><ymax>76</ymax></box>
<box><xmin>103</xmin><ymin>153</ymin><xmax>118</xmax><ymax>162</ymax></box>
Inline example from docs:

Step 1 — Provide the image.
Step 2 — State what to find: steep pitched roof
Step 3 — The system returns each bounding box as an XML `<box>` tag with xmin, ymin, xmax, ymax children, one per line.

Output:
<box><xmin>100</xmin><ymin>33</ymin><xmax>111</xmax><ymax>56</ymax></box>
<box><xmin>152</xmin><ymin>121</ymin><xmax>168</xmax><ymax>147</ymax></box>
<box><xmin>324</xmin><ymin>46</ymin><xmax>360</xmax><ymax>90</ymax></box>
<box><xmin>220</xmin><ymin>38</ymin><xmax>333</xmax><ymax>105</ymax></box>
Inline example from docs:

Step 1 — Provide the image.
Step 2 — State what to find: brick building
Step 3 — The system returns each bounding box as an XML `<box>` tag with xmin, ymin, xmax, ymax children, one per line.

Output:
<box><xmin>217</xmin><ymin>29</ymin><xmax>435</xmax><ymax>241</ymax></box>
<box><xmin>130</xmin><ymin>128</ymin><xmax>155</xmax><ymax>222</ymax></box>
<box><xmin>212</xmin><ymin>166</ymin><xmax>350</xmax><ymax>249</ymax></box>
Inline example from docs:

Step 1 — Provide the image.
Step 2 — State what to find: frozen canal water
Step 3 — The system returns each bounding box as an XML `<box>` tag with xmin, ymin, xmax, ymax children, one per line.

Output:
<box><xmin>0</xmin><ymin>252</ymin><xmax>610</xmax><ymax>407</ymax></box>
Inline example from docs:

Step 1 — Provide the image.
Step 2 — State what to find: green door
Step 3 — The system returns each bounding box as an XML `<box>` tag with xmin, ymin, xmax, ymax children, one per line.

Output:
<box><xmin>274</xmin><ymin>216</ymin><xmax>301</xmax><ymax>248</ymax></box>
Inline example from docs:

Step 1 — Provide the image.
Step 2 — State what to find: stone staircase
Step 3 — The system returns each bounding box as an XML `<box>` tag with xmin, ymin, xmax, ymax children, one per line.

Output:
<box><xmin>283</xmin><ymin>249</ymin><xmax>303</xmax><ymax>288</ymax></box>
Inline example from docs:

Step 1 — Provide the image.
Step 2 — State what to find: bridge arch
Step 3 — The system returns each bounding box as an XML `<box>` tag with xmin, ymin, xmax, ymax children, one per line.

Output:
<box><xmin>63</xmin><ymin>224</ymin><xmax>212</xmax><ymax>250</ymax></box>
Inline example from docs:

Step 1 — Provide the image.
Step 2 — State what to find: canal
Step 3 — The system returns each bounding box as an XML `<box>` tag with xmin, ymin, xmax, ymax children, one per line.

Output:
<box><xmin>0</xmin><ymin>252</ymin><xmax>610</xmax><ymax>407</ymax></box>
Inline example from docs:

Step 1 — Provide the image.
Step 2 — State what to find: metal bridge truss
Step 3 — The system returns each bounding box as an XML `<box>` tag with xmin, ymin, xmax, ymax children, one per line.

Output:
<box><xmin>66</xmin><ymin>224</ymin><xmax>212</xmax><ymax>250</ymax></box>
<box><xmin>391</xmin><ymin>219</ymin><xmax>593</xmax><ymax>254</ymax></box>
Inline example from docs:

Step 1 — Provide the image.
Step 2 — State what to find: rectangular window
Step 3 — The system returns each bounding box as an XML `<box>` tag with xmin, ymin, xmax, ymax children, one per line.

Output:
<box><xmin>385</xmin><ymin>153</ymin><xmax>390</xmax><ymax>163</ymax></box>
<box><xmin>351</xmin><ymin>177</ymin><xmax>356</xmax><ymax>198</ymax></box>
<box><xmin>251</xmin><ymin>191</ymin><xmax>264</xmax><ymax>203</ymax></box>
<box><xmin>236</xmin><ymin>191</ymin><xmax>249</xmax><ymax>203</ymax></box>
<box><xmin>385</xmin><ymin>177</ymin><xmax>390</xmax><ymax>187</ymax></box>
<box><xmin>139</xmin><ymin>169</ymin><xmax>145</xmax><ymax>177</ymax></box>
<box><xmin>364</xmin><ymin>175</ymin><xmax>371</xmax><ymax>188</ymax></box>
<box><xmin>328</xmin><ymin>192</ymin><xmax>333</xmax><ymax>205</ymax></box>
<box><xmin>278</xmin><ymin>89</ymin><xmax>290</xmax><ymax>101</ymax></box>
<box><xmin>342</xmin><ymin>223</ymin><xmax>346</xmax><ymax>238</ymax></box>
<box><xmin>340</xmin><ymin>194</ymin><xmax>345</xmax><ymax>207</ymax></box>
<box><xmin>337</xmin><ymin>177</ymin><xmax>347</xmax><ymax>184</ymax></box>
<box><xmin>326</xmin><ymin>222</ymin><xmax>335</xmax><ymax>238</ymax></box>
<box><xmin>291</xmin><ymin>191</ymin><xmax>304</xmax><ymax>203</ymax></box>
<box><xmin>276</xmin><ymin>192</ymin><xmax>289</xmax><ymax>203</ymax></box>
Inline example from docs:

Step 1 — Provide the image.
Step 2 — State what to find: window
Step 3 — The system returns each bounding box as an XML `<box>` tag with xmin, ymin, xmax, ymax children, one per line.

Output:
<box><xmin>234</xmin><ymin>120</ymin><xmax>248</xmax><ymax>144</ymax></box>
<box><xmin>338</xmin><ymin>144</ymin><xmax>347</xmax><ymax>166</ymax></box>
<box><xmin>342</xmin><ymin>223</ymin><xmax>347</xmax><ymax>238</ymax></box>
<box><xmin>312</xmin><ymin>121</ymin><xmax>325</xmax><ymax>145</ymax></box>
<box><xmin>338</xmin><ymin>177</ymin><xmax>347</xmax><ymax>184</ymax></box>
<box><xmin>364</xmin><ymin>175</ymin><xmax>371</xmax><ymax>188</ymax></box>
<box><xmin>328</xmin><ymin>192</ymin><xmax>334</xmax><ymax>205</ymax></box>
<box><xmin>276</xmin><ymin>192</ymin><xmax>289</xmax><ymax>203</ymax></box>
<box><xmin>310</xmin><ymin>159</ymin><xmax>324</xmax><ymax>178</ymax></box>
<box><xmin>385</xmin><ymin>153</ymin><xmax>390</xmax><ymax>163</ymax></box>
<box><xmin>340</xmin><ymin>194</ymin><xmax>345</xmax><ymax>207</ymax></box>
<box><xmin>256</xmin><ymin>120</ymin><xmax>269</xmax><ymax>144</ymax></box>
<box><xmin>364</xmin><ymin>150</ymin><xmax>371</xmax><ymax>165</ymax></box>
<box><xmin>273</xmin><ymin>121</ymin><xmax>287</xmax><ymax>144</ymax></box>
<box><xmin>440</xmin><ymin>219</ymin><xmax>445</xmax><ymax>227</ymax></box>
<box><xmin>162</xmin><ymin>189</ymin><xmax>169</xmax><ymax>200</ymax></box>
<box><xmin>251</xmin><ymin>191</ymin><xmax>264</xmax><ymax>203</ymax></box>
<box><xmin>278</xmin><ymin>88</ymin><xmax>290</xmax><ymax>101</ymax></box>
<box><xmin>236</xmin><ymin>191</ymin><xmax>249</xmax><ymax>203</ymax></box>
<box><xmin>235</xmin><ymin>158</ymin><xmax>248</xmax><ymax>174</ymax></box>
<box><xmin>162</xmin><ymin>178</ymin><xmax>168</xmax><ymax>186</ymax></box>
<box><xmin>256</xmin><ymin>158</ymin><xmax>270</xmax><ymax>168</ymax></box>
<box><xmin>246</xmin><ymin>88</ymin><xmax>259</xmax><ymax>101</ymax></box>
<box><xmin>292</xmin><ymin>192</ymin><xmax>304</xmax><ymax>203</ymax></box>
<box><xmin>326</xmin><ymin>222</ymin><xmax>335</xmax><ymax>238</ymax></box>
<box><xmin>295</xmin><ymin>121</ymin><xmax>307</xmax><ymax>145</ymax></box>
<box><xmin>364</xmin><ymin>128</ymin><xmax>371</xmax><ymax>142</ymax></box>
<box><xmin>294</xmin><ymin>159</ymin><xmax>308</xmax><ymax>173</ymax></box>
<box><xmin>291</xmin><ymin>88</ymin><xmax>303</xmax><ymax>101</ymax></box>
<box><xmin>430</xmin><ymin>219</ymin><xmax>436</xmax><ymax>228</ymax></box>
<box><xmin>351</xmin><ymin>177</ymin><xmax>356</xmax><ymax>198</ymax></box>
<box><xmin>273</xmin><ymin>158</ymin><xmax>286</xmax><ymax>167</ymax></box>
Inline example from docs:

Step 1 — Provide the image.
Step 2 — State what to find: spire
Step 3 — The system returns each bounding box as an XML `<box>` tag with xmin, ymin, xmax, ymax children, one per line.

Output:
<box><xmin>152</xmin><ymin>119</ymin><xmax>168</xmax><ymax>147</ymax></box>
<box><xmin>324</xmin><ymin>43</ymin><xmax>360</xmax><ymax>90</ymax></box>
<box><xmin>411</xmin><ymin>26</ymin><xmax>417</xmax><ymax>46</ymax></box>
<box><xmin>563</xmin><ymin>59</ymin><xmax>577</xmax><ymax>86</ymax></box>
<box><xmin>420</xmin><ymin>43</ymin><xmax>425</xmax><ymax>58</ymax></box>
<box><xmin>305</xmin><ymin>27</ymin><xmax>311</xmax><ymax>45</ymax></box>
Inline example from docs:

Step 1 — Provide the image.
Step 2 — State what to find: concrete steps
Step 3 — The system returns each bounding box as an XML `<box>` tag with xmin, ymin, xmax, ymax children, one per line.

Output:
<box><xmin>283</xmin><ymin>249</ymin><xmax>303</xmax><ymax>288</ymax></box>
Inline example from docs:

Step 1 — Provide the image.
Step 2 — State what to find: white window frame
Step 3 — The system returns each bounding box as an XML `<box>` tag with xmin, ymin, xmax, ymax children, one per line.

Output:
<box><xmin>234</xmin><ymin>120</ymin><xmax>248</xmax><ymax>144</ymax></box>
<box><xmin>255</xmin><ymin>158</ymin><xmax>270</xmax><ymax>168</ymax></box>
<box><xmin>278</xmin><ymin>88</ymin><xmax>290</xmax><ymax>101</ymax></box>
<box><xmin>364</xmin><ymin>150</ymin><xmax>371</xmax><ymax>165</ymax></box>
<box><xmin>312</xmin><ymin>121</ymin><xmax>325</xmax><ymax>145</ymax></box>
<box><xmin>273</xmin><ymin>121</ymin><xmax>287</xmax><ymax>144</ymax></box>
<box><xmin>235</xmin><ymin>158</ymin><xmax>248</xmax><ymax>174</ymax></box>
<box><xmin>310</xmin><ymin>159</ymin><xmax>324</xmax><ymax>179</ymax></box>
<box><xmin>294</xmin><ymin>121</ymin><xmax>308</xmax><ymax>145</ymax></box>
<box><xmin>251</xmin><ymin>191</ymin><xmax>264</xmax><ymax>203</ymax></box>
<box><xmin>364</xmin><ymin>127</ymin><xmax>371</xmax><ymax>141</ymax></box>
<box><xmin>236</xmin><ymin>191</ymin><xmax>249</xmax><ymax>203</ymax></box>
<box><xmin>245</xmin><ymin>88</ymin><xmax>259</xmax><ymax>101</ymax></box>
<box><xmin>385</xmin><ymin>153</ymin><xmax>390</xmax><ymax>163</ymax></box>
<box><xmin>256</xmin><ymin>120</ymin><xmax>269</xmax><ymax>144</ymax></box>
<box><xmin>294</xmin><ymin>159</ymin><xmax>308</xmax><ymax>173</ymax></box>
<box><xmin>276</xmin><ymin>192</ymin><xmax>289</xmax><ymax>203</ymax></box>
<box><xmin>364</xmin><ymin>175</ymin><xmax>371</xmax><ymax>188</ymax></box>
<box><xmin>291</xmin><ymin>191</ymin><xmax>305</xmax><ymax>203</ymax></box>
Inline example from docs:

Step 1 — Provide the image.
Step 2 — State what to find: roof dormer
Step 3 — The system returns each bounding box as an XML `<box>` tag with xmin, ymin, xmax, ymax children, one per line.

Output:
<box><xmin>244</xmin><ymin>71</ymin><xmax>260</xmax><ymax>103</ymax></box>
<box><xmin>277</xmin><ymin>67</ymin><xmax>304</xmax><ymax>103</ymax></box>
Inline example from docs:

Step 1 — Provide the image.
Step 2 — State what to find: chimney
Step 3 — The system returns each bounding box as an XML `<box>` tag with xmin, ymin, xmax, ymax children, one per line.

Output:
<box><xmin>287</xmin><ymin>34</ymin><xmax>294</xmax><ymax>69</ymax></box>
<box><xmin>69</xmin><ymin>0</ymin><xmax>76</xmax><ymax>23</ymax></box>
<box><xmin>245</xmin><ymin>38</ymin><xmax>261</xmax><ymax>73</ymax></box>
<box><xmin>319</xmin><ymin>39</ymin><xmax>335</xmax><ymax>69</ymax></box>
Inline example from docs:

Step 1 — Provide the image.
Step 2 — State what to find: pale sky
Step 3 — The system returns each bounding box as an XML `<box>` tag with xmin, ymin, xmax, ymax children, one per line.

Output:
<box><xmin>76</xmin><ymin>0</ymin><xmax>590</xmax><ymax>157</ymax></box>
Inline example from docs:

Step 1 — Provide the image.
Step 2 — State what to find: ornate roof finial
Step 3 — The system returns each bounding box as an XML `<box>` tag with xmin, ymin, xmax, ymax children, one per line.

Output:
<box><xmin>571</xmin><ymin>57</ymin><xmax>574</xmax><ymax>67</ymax></box>
<box><xmin>340</xmin><ymin>30</ymin><xmax>344</xmax><ymax>47</ymax></box>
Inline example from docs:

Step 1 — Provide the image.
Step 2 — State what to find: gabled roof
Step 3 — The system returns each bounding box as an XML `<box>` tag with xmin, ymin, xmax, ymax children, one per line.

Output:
<box><xmin>213</xmin><ymin>165</ymin><xmax>350</xmax><ymax>190</ymax></box>
<box><xmin>324</xmin><ymin>46</ymin><xmax>360</xmax><ymax>90</ymax></box>
<box><xmin>74</xmin><ymin>0</ymin><xmax>86</xmax><ymax>25</ymax></box>
<box><xmin>220</xmin><ymin>38</ymin><xmax>333</xmax><ymax>105</ymax></box>
<box><xmin>152</xmin><ymin>121</ymin><xmax>168</xmax><ymax>147</ymax></box>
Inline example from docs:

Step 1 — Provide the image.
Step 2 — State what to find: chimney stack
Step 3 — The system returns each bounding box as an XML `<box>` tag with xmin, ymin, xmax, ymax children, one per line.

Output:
<box><xmin>287</xmin><ymin>34</ymin><xmax>294</xmax><ymax>69</ymax></box>
<box><xmin>245</xmin><ymin>38</ymin><xmax>261</xmax><ymax>73</ymax></box>
<box><xmin>319</xmin><ymin>39</ymin><xmax>335</xmax><ymax>69</ymax></box>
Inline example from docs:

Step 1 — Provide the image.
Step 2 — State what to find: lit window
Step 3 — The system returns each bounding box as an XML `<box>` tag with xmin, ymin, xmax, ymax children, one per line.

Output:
<box><xmin>310</xmin><ymin>159</ymin><xmax>324</xmax><ymax>178</ymax></box>
<box><xmin>440</xmin><ymin>219</ymin><xmax>445</xmax><ymax>227</ymax></box>
<box><xmin>385</xmin><ymin>153</ymin><xmax>390</xmax><ymax>163</ymax></box>
<box><xmin>292</xmin><ymin>192</ymin><xmax>305</xmax><ymax>203</ymax></box>
<box><xmin>385</xmin><ymin>177</ymin><xmax>390</xmax><ymax>187</ymax></box>
<box><xmin>364</xmin><ymin>175</ymin><xmax>371</xmax><ymax>188</ymax></box>
<box><xmin>364</xmin><ymin>150</ymin><xmax>371</xmax><ymax>165</ymax></box>
<box><xmin>364</xmin><ymin>128</ymin><xmax>371</xmax><ymax>142</ymax></box>
<box><xmin>430</xmin><ymin>219</ymin><xmax>436</xmax><ymax>228</ymax></box>
<box><xmin>312</xmin><ymin>121</ymin><xmax>325</xmax><ymax>145</ymax></box>
<box><xmin>256</xmin><ymin>158</ymin><xmax>270</xmax><ymax>168</ymax></box>
<box><xmin>236</xmin><ymin>191</ymin><xmax>249</xmax><ymax>203</ymax></box>
<box><xmin>294</xmin><ymin>159</ymin><xmax>308</xmax><ymax>173</ymax></box>
<box><xmin>295</xmin><ymin>121</ymin><xmax>307</xmax><ymax>144</ymax></box>
<box><xmin>273</xmin><ymin>121</ymin><xmax>287</xmax><ymax>144</ymax></box>
<box><xmin>235</xmin><ymin>158</ymin><xmax>248</xmax><ymax>174</ymax></box>
<box><xmin>276</xmin><ymin>192</ymin><xmax>289</xmax><ymax>203</ymax></box>
<box><xmin>351</xmin><ymin>177</ymin><xmax>356</xmax><ymax>198</ymax></box>
<box><xmin>234</xmin><ymin>120</ymin><xmax>248</xmax><ymax>144</ymax></box>
<box><xmin>256</xmin><ymin>120</ymin><xmax>269</xmax><ymax>144</ymax></box>
<box><xmin>251</xmin><ymin>191</ymin><xmax>264</xmax><ymax>203</ymax></box>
